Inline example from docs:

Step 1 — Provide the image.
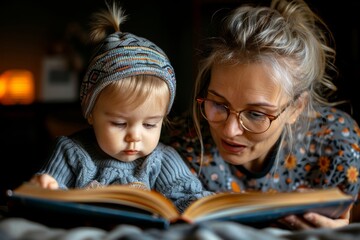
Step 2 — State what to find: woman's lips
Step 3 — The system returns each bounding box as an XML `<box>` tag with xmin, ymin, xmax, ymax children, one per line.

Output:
<box><xmin>221</xmin><ymin>139</ymin><xmax>245</xmax><ymax>153</ymax></box>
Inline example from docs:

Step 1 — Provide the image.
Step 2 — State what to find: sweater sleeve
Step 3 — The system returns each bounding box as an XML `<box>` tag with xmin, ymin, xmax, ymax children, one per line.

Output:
<box><xmin>36</xmin><ymin>136</ymin><xmax>94</xmax><ymax>189</ymax></box>
<box><xmin>318</xmin><ymin>108</ymin><xmax>360</xmax><ymax>198</ymax></box>
<box><xmin>153</xmin><ymin>143</ymin><xmax>214</xmax><ymax>213</ymax></box>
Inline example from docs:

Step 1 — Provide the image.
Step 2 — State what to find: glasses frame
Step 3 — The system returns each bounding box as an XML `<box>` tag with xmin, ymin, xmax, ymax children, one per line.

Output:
<box><xmin>196</xmin><ymin>97</ymin><xmax>294</xmax><ymax>134</ymax></box>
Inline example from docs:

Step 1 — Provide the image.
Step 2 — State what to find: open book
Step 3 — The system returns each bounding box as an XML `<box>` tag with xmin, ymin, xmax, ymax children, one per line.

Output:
<box><xmin>6</xmin><ymin>182</ymin><xmax>354</xmax><ymax>229</ymax></box>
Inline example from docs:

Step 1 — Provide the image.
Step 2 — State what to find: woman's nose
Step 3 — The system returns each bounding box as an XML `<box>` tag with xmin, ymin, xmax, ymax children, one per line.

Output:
<box><xmin>222</xmin><ymin>113</ymin><xmax>244</xmax><ymax>137</ymax></box>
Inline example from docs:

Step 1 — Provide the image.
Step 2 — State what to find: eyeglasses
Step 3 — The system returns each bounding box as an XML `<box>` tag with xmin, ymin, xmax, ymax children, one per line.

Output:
<box><xmin>196</xmin><ymin>97</ymin><xmax>293</xmax><ymax>134</ymax></box>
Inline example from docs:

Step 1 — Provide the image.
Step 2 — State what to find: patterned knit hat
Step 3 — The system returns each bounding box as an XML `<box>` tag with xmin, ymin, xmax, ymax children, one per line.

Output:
<box><xmin>80</xmin><ymin>32</ymin><xmax>176</xmax><ymax>118</ymax></box>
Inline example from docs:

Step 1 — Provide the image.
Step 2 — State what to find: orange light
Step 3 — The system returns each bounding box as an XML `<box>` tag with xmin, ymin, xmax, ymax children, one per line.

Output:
<box><xmin>0</xmin><ymin>69</ymin><xmax>35</xmax><ymax>105</ymax></box>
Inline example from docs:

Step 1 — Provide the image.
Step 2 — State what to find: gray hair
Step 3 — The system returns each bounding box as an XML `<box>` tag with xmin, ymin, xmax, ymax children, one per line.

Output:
<box><xmin>193</xmin><ymin>0</ymin><xmax>340</xmax><ymax>167</ymax></box>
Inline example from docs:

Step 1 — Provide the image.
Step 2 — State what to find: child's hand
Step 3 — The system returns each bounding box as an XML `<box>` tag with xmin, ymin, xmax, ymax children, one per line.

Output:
<box><xmin>29</xmin><ymin>174</ymin><xmax>59</xmax><ymax>189</ymax></box>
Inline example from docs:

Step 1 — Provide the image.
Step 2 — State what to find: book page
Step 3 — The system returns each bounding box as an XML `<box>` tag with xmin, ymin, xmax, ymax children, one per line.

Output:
<box><xmin>10</xmin><ymin>183</ymin><xmax>180</xmax><ymax>221</ymax></box>
<box><xmin>182</xmin><ymin>188</ymin><xmax>353</xmax><ymax>221</ymax></box>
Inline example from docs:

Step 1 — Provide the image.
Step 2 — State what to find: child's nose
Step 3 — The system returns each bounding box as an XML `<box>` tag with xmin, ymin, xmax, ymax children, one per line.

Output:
<box><xmin>125</xmin><ymin>128</ymin><xmax>141</xmax><ymax>142</ymax></box>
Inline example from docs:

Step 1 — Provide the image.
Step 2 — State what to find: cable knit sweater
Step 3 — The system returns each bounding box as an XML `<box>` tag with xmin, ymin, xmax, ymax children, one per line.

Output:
<box><xmin>36</xmin><ymin>127</ymin><xmax>212</xmax><ymax>212</ymax></box>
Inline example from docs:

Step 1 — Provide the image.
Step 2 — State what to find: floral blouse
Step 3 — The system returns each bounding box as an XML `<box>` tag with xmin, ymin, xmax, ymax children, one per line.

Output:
<box><xmin>163</xmin><ymin>106</ymin><xmax>360</xmax><ymax>200</ymax></box>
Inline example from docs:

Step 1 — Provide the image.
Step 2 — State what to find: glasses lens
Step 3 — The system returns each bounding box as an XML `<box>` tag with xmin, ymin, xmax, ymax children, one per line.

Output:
<box><xmin>201</xmin><ymin>100</ymin><xmax>228</xmax><ymax>123</ymax></box>
<box><xmin>198</xmin><ymin>98</ymin><xmax>273</xmax><ymax>133</ymax></box>
<box><xmin>240</xmin><ymin>111</ymin><xmax>271</xmax><ymax>133</ymax></box>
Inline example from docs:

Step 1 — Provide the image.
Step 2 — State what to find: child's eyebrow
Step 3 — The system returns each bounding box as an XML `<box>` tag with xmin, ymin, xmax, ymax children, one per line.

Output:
<box><xmin>144</xmin><ymin>116</ymin><xmax>165</xmax><ymax>121</ymax></box>
<box><xmin>104</xmin><ymin>112</ymin><xmax>164</xmax><ymax>120</ymax></box>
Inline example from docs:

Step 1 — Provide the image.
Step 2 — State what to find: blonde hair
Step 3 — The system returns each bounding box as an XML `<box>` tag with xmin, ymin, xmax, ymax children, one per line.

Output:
<box><xmin>193</xmin><ymin>0</ymin><xmax>343</xmax><ymax>168</ymax></box>
<box><xmin>101</xmin><ymin>75</ymin><xmax>170</xmax><ymax>116</ymax></box>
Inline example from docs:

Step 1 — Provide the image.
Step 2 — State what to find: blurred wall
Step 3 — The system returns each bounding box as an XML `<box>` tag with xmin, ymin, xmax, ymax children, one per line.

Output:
<box><xmin>0</xmin><ymin>0</ymin><xmax>195</xmax><ymax>115</ymax></box>
<box><xmin>0</xmin><ymin>0</ymin><xmax>359</xmax><ymax>118</ymax></box>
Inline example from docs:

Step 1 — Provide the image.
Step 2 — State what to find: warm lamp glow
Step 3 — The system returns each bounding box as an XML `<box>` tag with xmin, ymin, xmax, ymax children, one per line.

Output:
<box><xmin>0</xmin><ymin>69</ymin><xmax>35</xmax><ymax>105</ymax></box>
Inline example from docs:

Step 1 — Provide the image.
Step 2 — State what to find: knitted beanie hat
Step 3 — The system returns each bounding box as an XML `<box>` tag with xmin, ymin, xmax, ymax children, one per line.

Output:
<box><xmin>80</xmin><ymin>32</ymin><xmax>176</xmax><ymax>118</ymax></box>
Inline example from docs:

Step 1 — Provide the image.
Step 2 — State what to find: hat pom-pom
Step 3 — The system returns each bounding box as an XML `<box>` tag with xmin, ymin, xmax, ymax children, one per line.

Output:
<box><xmin>89</xmin><ymin>1</ymin><xmax>127</xmax><ymax>43</ymax></box>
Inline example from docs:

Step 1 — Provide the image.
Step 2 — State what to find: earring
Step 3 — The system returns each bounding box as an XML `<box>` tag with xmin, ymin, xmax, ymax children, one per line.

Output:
<box><xmin>290</xmin><ymin>116</ymin><xmax>298</xmax><ymax>124</ymax></box>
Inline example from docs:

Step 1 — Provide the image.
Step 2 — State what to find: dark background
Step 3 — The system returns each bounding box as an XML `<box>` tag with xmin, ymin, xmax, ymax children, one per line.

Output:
<box><xmin>0</xmin><ymin>0</ymin><xmax>359</xmax><ymax>204</ymax></box>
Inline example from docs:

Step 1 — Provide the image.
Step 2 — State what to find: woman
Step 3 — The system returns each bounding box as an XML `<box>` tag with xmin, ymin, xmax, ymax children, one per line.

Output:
<box><xmin>165</xmin><ymin>0</ymin><xmax>360</xmax><ymax>229</ymax></box>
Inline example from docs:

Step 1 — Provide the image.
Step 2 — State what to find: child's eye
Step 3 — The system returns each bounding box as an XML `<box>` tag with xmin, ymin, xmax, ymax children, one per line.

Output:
<box><xmin>143</xmin><ymin>123</ymin><xmax>157</xmax><ymax>129</ymax></box>
<box><xmin>112</xmin><ymin>122</ymin><xmax>126</xmax><ymax>128</ymax></box>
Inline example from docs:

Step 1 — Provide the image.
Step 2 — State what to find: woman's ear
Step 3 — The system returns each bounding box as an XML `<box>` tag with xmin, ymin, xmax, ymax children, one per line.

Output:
<box><xmin>287</xmin><ymin>92</ymin><xmax>308</xmax><ymax>124</ymax></box>
<box><xmin>87</xmin><ymin>114</ymin><xmax>94</xmax><ymax>125</ymax></box>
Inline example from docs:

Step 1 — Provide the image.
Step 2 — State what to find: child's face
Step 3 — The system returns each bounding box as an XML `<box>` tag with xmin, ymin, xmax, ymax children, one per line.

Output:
<box><xmin>88</xmin><ymin>90</ymin><xmax>167</xmax><ymax>162</ymax></box>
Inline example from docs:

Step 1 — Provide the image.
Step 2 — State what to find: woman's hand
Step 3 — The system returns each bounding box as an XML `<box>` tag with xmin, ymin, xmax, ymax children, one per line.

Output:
<box><xmin>279</xmin><ymin>210</ymin><xmax>350</xmax><ymax>230</ymax></box>
<box><xmin>29</xmin><ymin>174</ymin><xmax>59</xmax><ymax>190</ymax></box>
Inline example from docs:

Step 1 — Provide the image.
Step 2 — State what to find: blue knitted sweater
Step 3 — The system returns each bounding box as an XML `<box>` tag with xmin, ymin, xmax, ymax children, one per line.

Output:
<box><xmin>36</xmin><ymin>127</ymin><xmax>212</xmax><ymax>212</ymax></box>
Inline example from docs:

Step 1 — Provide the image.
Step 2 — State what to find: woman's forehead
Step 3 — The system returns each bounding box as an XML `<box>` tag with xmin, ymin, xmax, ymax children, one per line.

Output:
<box><xmin>209</xmin><ymin>63</ymin><xmax>284</xmax><ymax>104</ymax></box>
